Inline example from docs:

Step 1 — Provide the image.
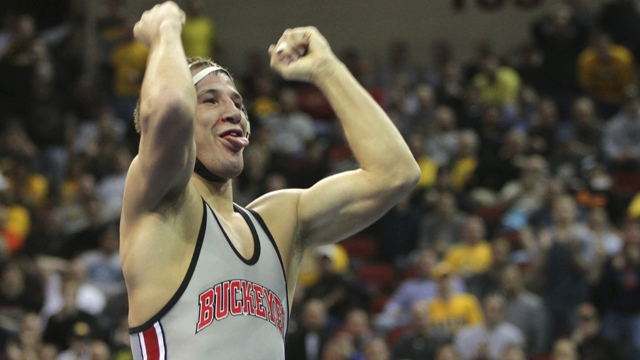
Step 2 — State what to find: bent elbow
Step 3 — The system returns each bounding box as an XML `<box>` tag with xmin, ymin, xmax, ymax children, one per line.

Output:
<box><xmin>389</xmin><ymin>159</ymin><xmax>421</xmax><ymax>195</ymax></box>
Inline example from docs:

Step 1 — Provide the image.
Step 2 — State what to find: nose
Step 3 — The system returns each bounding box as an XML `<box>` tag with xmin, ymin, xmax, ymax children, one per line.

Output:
<box><xmin>221</xmin><ymin>99</ymin><xmax>243</xmax><ymax>124</ymax></box>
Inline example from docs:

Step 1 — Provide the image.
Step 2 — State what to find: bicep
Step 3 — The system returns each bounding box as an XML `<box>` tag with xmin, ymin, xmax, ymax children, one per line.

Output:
<box><xmin>297</xmin><ymin>169</ymin><xmax>405</xmax><ymax>248</ymax></box>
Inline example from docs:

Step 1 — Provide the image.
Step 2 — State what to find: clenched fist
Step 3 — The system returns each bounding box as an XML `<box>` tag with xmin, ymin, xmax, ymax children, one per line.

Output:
<box><xmin>268</xmin><ymin>27</ymin><xmax>340</xmax><ymax>84</ymax></box>
<box><xmin>133</xmin><ymin>1</ymin><xmax>185</xmax><ymax>48</ymax></box>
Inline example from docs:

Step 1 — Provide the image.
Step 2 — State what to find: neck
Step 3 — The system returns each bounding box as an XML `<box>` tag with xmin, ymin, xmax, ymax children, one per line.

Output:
<box><xmin>194</xmin><ymin>158</ymin><xmax>228</xmax><ymax>183</ymax></box>
<box><xmin>192</xmin><ymin>174</ymin><xmax>235</xmax><ymax>214</ymax></box>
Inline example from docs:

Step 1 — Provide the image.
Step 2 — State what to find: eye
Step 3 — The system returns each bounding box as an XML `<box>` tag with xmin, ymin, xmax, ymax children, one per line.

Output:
<box><xmin>203</xmin><ymin>98</ymin><xmax>217</xmax><ymax>104</ymax></box>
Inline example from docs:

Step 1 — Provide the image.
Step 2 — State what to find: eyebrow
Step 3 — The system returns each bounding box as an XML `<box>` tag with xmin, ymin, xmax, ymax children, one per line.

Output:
<box><xmin>197</xmin><ymin>88</ymin><xmax>243</xmax><ymax>103</ymax></box>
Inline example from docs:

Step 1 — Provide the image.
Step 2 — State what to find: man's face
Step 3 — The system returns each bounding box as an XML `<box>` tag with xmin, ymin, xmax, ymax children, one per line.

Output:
<box><xmin>193</xmin><ymin>71</ymin><xmax>250</xmax><ymax>180</ymax></box>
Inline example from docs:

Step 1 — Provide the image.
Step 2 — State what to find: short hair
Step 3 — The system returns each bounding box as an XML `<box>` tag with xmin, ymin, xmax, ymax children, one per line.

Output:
<box><xmin>133</xmin><ymin>57</ymin><xmax>237</xmax><ymax>134</ymax></box>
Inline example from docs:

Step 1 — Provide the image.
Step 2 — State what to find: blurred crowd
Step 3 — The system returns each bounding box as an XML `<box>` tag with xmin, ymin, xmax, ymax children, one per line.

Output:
<box><xmin>1</xmin><ymin>0</ymin><xmax>640</xmax><ymax>359</ymax></box>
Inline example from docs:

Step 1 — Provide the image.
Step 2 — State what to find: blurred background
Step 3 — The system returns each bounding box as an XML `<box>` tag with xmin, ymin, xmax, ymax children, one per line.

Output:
<box><xmin>1</xmin><ymin>0</ymin><xmax>640</xmax><ymax>359</ymax></box>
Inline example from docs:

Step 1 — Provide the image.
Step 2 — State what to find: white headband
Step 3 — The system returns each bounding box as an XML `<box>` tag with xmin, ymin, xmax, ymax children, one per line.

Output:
<box><xmin>191</xmin><ymin>66</ymin><xmax>226</xmax><ymax>85</ymax></box>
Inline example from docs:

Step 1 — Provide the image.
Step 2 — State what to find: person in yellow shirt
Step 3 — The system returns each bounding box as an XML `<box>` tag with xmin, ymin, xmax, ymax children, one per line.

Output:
<box><xmin>426</xmin><ymin>262</ymin><xmax>483</xmax><ymax>338</ymax></box>
<box><xmin>444</xmin><ymin>215</ymin><xmax>493</xmax><ymax>278</ymax></box>
<box><xmin>109</xmin><ymin>24</ymin><xmax>149</xmax><ymax>126</ymax></box>
<box><xmin>578</xmin><ymin>32</ymin><xmax>637</xmax><ymax>119</ymax></box>
<box><xmin>473</xmin><ymin>55</ymin><xmax>521</xmax><ymax>106</ymax></box>
<box><xmin>181</xmin><ymin>0</ymin><xmax>217</xmax><ymax>59</ymax></box>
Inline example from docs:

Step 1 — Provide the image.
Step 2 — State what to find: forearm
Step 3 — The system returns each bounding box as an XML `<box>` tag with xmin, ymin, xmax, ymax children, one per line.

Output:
<box><xmin>315</xmin><ymin>61</ymin><xmax>419</xmax><ymax>184</ymax></box>
<box><xmin>139</xmin><ymin>22</ymin><xmax>195</xmax><ymax>132</ymax></box>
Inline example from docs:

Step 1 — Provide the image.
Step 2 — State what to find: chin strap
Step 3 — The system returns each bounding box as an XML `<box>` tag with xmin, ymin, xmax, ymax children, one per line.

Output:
<box><xmin>194</xmin><ymin>158</ymin><xmax>227</xmax><ymax>183</ymax></box>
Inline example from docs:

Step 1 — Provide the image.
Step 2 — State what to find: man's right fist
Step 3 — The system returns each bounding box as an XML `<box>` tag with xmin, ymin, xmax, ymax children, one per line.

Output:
<box><xmin>133</xmin><ymin>1</ymin><xmax>185</xmax><ymax>47</ymax></box>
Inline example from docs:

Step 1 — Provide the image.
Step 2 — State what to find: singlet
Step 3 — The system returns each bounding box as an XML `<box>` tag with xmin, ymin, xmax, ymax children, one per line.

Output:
<box><xmin>129</xmin><ymin>200</ymin><xmax>289</xmax><ymax>359</ymax></box>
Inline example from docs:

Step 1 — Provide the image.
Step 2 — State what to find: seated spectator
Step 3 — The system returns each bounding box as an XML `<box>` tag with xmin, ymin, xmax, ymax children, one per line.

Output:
<box><xmin>601</xmin><ymin>89</ymin><xmax>640</xmax><ymax>172</ymax></box>
<box><xmin>261</xmin><ymin>87</ymin><xmax>317</xmax><ymax>170</ymax></box>
<box><xmin>391</xmin><ymin>302</ymin><xmax>448</xmax><ymax>360</ymax></box>
<box><xmin>443</xmin><ymin>215</ymin><xmax>493</xmax><ymax>279</ymax></box>
<box><xmin>465</xmin><ymin>237</ymin><xmax>512</xmax><ymax>302</ymax></box>
<box><xmin>416</xmin><ymin>191</ymin><xmax>468</xmax><ymax>255</ymax></box>
<box><xmin>303</xmin><ymin>246</ymin><xmax>359</xmax><ymax>324</ymax></box>
<box><xmin>450</xmin><ymin>129</ymin><xmax>479</xmax><ymax>193</ymax></box>
<box><xmin>42</xmin><ymin>279</ymin><xmax>96</xmax><ymax>352</ymax></box>
<box><xmin>498</xmin><ymin>155</ymin><xmax>549</xmax><ymax>232</ymax></box>
<box><xmin>286</xmin><ymin>299</ymin><xmax>332</xmax><ymax>360</ymax></box>
<box><xmin>454</xmin><ymin>293</ymin><xmax>524</xmax><ymax>360</ymax></box>
<box><xmin>374</xmin><ymin>249</ymin><xmax>465</xmax><ymax>333</ymax></box>
<box><xmin>472</xmin><ymin>55</ymin><xmax>521</xmax><ymax>107</ymax></box>
<box><xmin>426</xmin><ymin>262</ymin><xmax>483</xmax><ymax>339</ymax></box>
<box><xmin>571</xmin><ymin>302</ymin><xmax>623</xmax><ymax>360</ymax></box>
<box><xmin>0</xmin><ymin>260</ymin><xmax>43</xmax><ymax>333</ymax></box>
<box><xmin>336</xmin><ymin>308</ymin><xmax>375</xmax><ymax>354</ymax></box>
<box><xmin>424</xmin><ymin>105</ymin><xmax>460</xmax><ymax>168</ymax></box>
<box><xmin>76</xmin><ymin>224</ymin><xmax>125</xmax><ymax>300</ymax></box>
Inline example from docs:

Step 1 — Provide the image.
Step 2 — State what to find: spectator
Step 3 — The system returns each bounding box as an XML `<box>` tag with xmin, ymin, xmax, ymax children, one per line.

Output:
<box><xmin>571</xmin><ymin>302</ymin><xmax>623</xmax><ymax>360</ymax></box>
<box><xmin>76</xmin><ymin>224</ymin><xmax>125</xmax><ymax>300</ymax></box>
<box><xmin>337</xmin><ymin>308</ymin><xmax>375</xmax><ymax>354</ymax></box>
<box><xmin>597</xmin><ymin>0</ymin><xmax>640</xmax><ymax>73</ymax></box>
<box><xmin>261</xmin><ymin>87</ymin><xmax>317</xmax><ymax>172</ymax></box>
<box><xmin>531</xmin><ymin>2</ymin><xmax>590</xmax><ymax>117</ymax></box>
<box><xmin>42</xmin><ymin>279</ymin><xmax>96</xmax><ymax>352</ymax></box>
<box><xmin>303</xmin><ymin>245</ymin><xmax>358</xmax><ymax>324</ymax></box>
<box><xmin>406</xmin><ymin>83</ymin><xmax>437</xmax><ymax>137</ymax></box>
<box><xmin>425</xmin><ymin>262</ymin><xmax>483</xmax><ymax>339</ymax></box>
<box><xmin>561</xmin><ymin>96</ymin><xmax>603</xmax><ymax>159</ymax></box>
<box><xmin>391</xmin><ymin>302</ymin><xmax>448</xmax><ymax>360</ymax></box>
<box><xmin>453</xmin><ymin>293</ymin><xmax>524</xmax><ymax>360</ymax></box>
<box><xmin>0</xmin><ymin>260</ymin><xmax>43</xmax><ymax>333</ymax></box>
<box><xmin>181</xmin><ymin>0</ymin><xmax>218</xmax><ymax>59</ymax></box>
<box><xmin>472</xmin><ymin>55</ymin><xmax>521</xmax><ymax>107</ymax></box>
<box><xmin>598</xmin><ymin>218</ymin><xmax>640</xmax><ymax>359</ymax></box>
<box><xmin>533</xmin><ymin>194</ymin><xmax>592</xmax><ymax>350</ymax></box>
<box><xmin>417</xmin><ymin>191</ymin><xmax>468</xmax><ymax>255</ymax></box>
<box><xmin>406</xmin><ymin>133</ymin><xmax>439</xmax><ymax>194</ymax></box>
<box><xmin>601</xmin><ymin>88</ymin><xmax>640</xmax><ymax>172</ymax></box>
<box><xmin>424</xmin><ymin>105</ymin><xmax>460</xmax><ymax>168</ymax></box>
<box><xmin>96</xmin><ymin>147</ymin><xmax>131</xmax><ymax>224</ymax></box>
<box><xmin>466</xmin><ymin>237</ymin><xmax>512</xmax><ymax>303</ymax></box>
<box><xmin>108</xmin><ymin>22</ymin><xmax>148</xmax><ymax>128</ymax></box>
<box><xmin>577</xmin><ymin>31</ymin><xmax>637</xmax><ymax>119</ymax></box>
<box><xmin>500</xmin><ymin>264</ymin><xmax>548</xmax><ymax>358</ymax></box>
<box><xmin>286</xmin><ymin>299</ymin><xmax>332</xmax><ymax>360</ymax></box>
<box><xmin>374</xmin><ymin>249</ymin><xmax>465</xmax><ymax>333</ymax></box>
<box><xmin>450</xmin><ymin>129</ymin><xmax>479</xmax><ymax>193</ymax></box>
<box><xmin>443</xmin><ymin>215</ymin><xmax>493</xmax><ymax>279</ymax></box>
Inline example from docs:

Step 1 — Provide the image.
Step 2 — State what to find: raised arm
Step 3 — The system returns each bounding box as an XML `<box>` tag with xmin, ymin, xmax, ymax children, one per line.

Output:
<box><xmin>124</xmin><ymin>2</ymin><xmax>197</xmax><ymax>214</ymax></box>
<box><xmin>263</xmin><ymin>27</ymin><xmax>420</xmax><ymax>248</ymax></box>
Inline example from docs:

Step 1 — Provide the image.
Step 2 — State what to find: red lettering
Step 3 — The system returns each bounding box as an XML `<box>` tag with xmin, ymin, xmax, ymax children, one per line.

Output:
<box><xmin>253</xmin><ymin>284</ymin><xmax>267</xmax><ymax>319</ymax></box>
<box><xmin>214</xmin><ymin>282</ymin><xmax>229</xmax><ymax>320</ymax></box>
<box><xmin>273</xmin><ymin>295</ymin><xmax>284</xmax><ymax>336</ymax></box>
<box><xmin>267</xmin><ymin>290</ymin><xmax>276</xmax><ymax>325</ymax></box>
<box><xmin>242</xmin><ymin>280</ymin><xmax>256</xmax><ymax>315</ymax></box>
<box><xmin>230</xmin><ymin>280</ymin><xmax>243</xmax><ymax>316</ymax></box>
<box><xmin>196</xmin><ymin>289</ymin><xmax>214</xmax><ymax>332</ymax></box>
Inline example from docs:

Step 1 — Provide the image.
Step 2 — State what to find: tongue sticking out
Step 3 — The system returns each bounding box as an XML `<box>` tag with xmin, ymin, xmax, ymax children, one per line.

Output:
<box><xmin>222</xmin><ymin>134</ymin><xmax>250</xmax><ymax>148</ymax></box>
